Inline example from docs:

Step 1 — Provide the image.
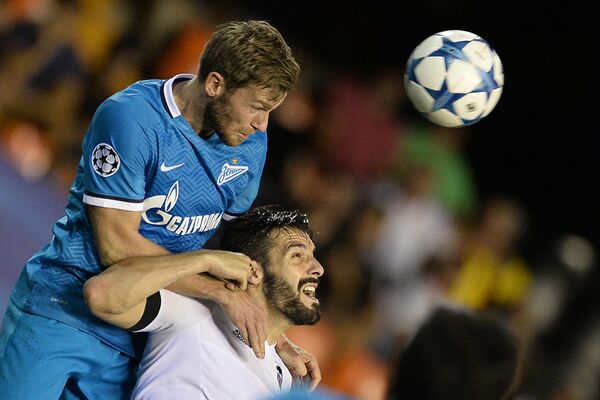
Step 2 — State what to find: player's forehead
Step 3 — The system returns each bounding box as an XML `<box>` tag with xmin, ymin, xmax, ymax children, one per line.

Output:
<box><xmin>237</xmin><ymin>85</ymin><xmax>286</xmax><ymax>108</ymax></box>
<box><xmin>269</xmin><ymin>228</ymin><xmax>315</xmax><ymax>254</ymax></box>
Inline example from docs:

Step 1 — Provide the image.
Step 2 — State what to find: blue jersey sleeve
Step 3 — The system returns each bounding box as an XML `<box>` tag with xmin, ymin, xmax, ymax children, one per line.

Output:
<box><xmin>82</xmin><ymin>98</ymin><xmax>156</xmax><ymax>211</ymax></box>
<box><xmin>224</xmin><ymin>133</ymin><xmax>267</xmax><ymax>219</ymax></box>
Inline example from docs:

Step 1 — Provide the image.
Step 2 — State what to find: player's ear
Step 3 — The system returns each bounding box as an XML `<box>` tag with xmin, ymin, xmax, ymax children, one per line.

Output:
<box><xmin>205</xmin><ymin>72</ymin><xmax>226</xmax><ymax>97</ymax></box>
<box><xmin>248</xmin><ymin>261</ymin><xmax>263</xmax><ymax>287</ymax></box>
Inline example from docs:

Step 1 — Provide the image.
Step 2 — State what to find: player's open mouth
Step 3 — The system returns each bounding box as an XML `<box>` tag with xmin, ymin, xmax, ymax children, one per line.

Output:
<box><xmin>302</xmin><ymin>284</ymin><xmax>319</xmax><ymax>303</ymax></box>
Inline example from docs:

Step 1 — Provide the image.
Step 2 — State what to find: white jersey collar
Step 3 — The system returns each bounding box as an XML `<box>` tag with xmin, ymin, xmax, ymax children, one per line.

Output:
<box><xmin>161</xmin><ymin>73</ymin><xmax>195</xmax><ymax>118</ymax></box>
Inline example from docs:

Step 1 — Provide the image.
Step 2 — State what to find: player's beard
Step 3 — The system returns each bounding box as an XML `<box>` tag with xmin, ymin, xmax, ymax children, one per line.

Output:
<box><xmin>203</xmin><ymin>94</ymin><xmax>242</xmax><ymax>147</ymax></box>
<box><xmin>263</xmin><ymin>272</ymin><xmax>321</xmax><ymax>326</ymax></box>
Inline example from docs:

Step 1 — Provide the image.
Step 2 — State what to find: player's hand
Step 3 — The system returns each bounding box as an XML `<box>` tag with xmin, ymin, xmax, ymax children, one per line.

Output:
<box><xmin>200</xmin><ymin>250</ymin><xmax>253</xmax><ymax>291</ymax></box>
<box><xmin>220</xmin><ymin>290</ymin><xmax>269</xmax><ymax>359</ymax></box>
<box><xmin>276</xmin><ymin>335</ymin><xmax>321</xmax><ymax>391</ymax></box>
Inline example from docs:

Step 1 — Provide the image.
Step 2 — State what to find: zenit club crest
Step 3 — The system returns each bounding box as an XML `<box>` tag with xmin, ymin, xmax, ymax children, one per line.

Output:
<box><xmin>217</xmin><ymin>162</ymin><xmax>248</xmax><ymax>186</ymax></box>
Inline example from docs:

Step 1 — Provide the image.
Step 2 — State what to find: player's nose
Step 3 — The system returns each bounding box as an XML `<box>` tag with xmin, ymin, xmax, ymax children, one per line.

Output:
<box><xmin>309</xmin><ymin>257</ymin><xmax>324</xmax><ymax>278</ymax></box>
<box><xmin>251</xmin><ymin>111</ymin><xmax>269</xmax><ymax>132</ymax></box>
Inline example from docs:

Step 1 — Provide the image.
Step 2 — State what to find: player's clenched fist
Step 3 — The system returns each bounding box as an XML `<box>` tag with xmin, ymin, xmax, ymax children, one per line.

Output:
<box><xmin>199</xmin><ymin>250</ymin><xmax>254</xmax><ymax>291</ymax></box>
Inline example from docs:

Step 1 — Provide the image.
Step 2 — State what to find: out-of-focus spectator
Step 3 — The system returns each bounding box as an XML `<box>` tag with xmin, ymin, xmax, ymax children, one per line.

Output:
<box><xmin>134</xmin><ymin>0</ymin><xmax>212</xmax><ymax>71</ymax></box>
<box><xmin>278</xmin><ymin>149</ymin><xmax>357</xmax><ymax>252</ymax></box>
<box><xmin>367</xmin><ymin>156</ymin><xmax>460</xmax><ymax>358</ymax></box>
<box><xmin>387</xmin><ymin>306</ymin><xmax>520</xmax><ymax>400</ymax></box>
<box><xmin>0</xmin><ymin>0</ymin><xmax>87</xmax><ymax>192</ymax></box>
<box><xmin>256</xmin><ymin>50</ymin><xmax>321</xmax><ymax>205</ymax></box>
<box><xmin>276</xmin><ymin>148</ymin><xmax>390</xmax><ymax>399</ymax></box>
<box><xmin>449</xmin><ymin>196</ymin><xmax>533</xmax><ymax>316</ymax></box>
<box><xmin>70</xmin><ymin>0</ymin><xmax>131</xmax><ymax>73</ymax></box>
<box><xmin>315</xmin><ymin>67</ymin><xmax>407</xmax><ymax>184</ymax></box>
<box><xmin>394</xmin><ymin>123</ymin><xmax>478</xmax><ymax>220</ymax></box>
<box><xmin>517</xmin><ymin>235</ymin><xmax>599</xmax><ymax>400</ymax></box>
<box><xmin>0</xmin><ymin>118</ymin><xmax>53</xmax><ymax>181</ymax></box>
<box><xmin>153</xmin><ymin>22</ymin><xmax>212</xmax><ymax>78</ymax></box>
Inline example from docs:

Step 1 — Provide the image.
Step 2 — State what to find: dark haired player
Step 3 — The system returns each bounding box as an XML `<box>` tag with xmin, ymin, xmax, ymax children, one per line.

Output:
<box><xmin>84</xmin><ymin>205</ymin><xmax>324</xmax><ymax>399</ymax></box>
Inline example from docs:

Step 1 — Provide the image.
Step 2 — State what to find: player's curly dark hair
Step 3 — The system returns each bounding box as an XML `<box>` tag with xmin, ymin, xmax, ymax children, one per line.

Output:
<box><xmin>220</xmin><ymin>205</ymin><xmax>313</xmax><ymax>271</ymax></box>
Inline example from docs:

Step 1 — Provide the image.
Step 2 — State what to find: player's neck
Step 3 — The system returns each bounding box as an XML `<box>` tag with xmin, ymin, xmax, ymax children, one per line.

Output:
<box><xmin>266</xmin><ymin>315</ymin><xmax>292</xmax><ymax>345</ymax></box>
<box><xmin>249</xmin><ymin>288</ymin><xmax>293</xmax><ymax>345</ymax></box>
<box><xmin>173</xmin><ymin>78</ymin><xmax>208</xmax><ymax>135</ymax></box>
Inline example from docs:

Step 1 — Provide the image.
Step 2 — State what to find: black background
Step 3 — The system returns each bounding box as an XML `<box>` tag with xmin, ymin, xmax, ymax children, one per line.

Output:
<box><xmin>246</xmin><ymin>0</ymin><xmax>599</xmax><ymax>255</ymax></box>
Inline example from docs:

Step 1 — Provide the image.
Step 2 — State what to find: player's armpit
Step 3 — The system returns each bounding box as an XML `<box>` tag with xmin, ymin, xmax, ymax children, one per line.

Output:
<box><xmin>87</xmin><ymin>205</ymin><xmax>169</xmax><ymax>266</ymax></box>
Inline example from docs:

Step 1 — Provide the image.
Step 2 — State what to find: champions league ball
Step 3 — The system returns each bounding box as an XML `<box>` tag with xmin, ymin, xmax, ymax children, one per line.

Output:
<box><xmin>404</xmin><ymin>30</ymin><xmax>504</xmax><ymax>127</ymax></box>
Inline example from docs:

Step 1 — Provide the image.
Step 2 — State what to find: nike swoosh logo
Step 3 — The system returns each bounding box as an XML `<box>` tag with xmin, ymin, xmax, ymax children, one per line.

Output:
<box><xmin>160</xmin><ymin>162</ymin><xmax>185</xmax><ymax>172</ymax></box>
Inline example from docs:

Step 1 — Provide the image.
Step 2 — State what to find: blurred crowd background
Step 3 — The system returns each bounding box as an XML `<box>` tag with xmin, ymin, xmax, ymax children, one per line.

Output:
<box><xmin>1</xmin><ymin>1</ymin><xmax>598</xmax><ymax>399</ymax></box>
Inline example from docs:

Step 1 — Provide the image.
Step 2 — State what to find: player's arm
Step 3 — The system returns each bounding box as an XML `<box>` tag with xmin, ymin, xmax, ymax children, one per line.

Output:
<box><xmin>88</xmin><ymin>205</ymin><xmax>257</xmax><ymax>299</ymax></box>
<box><xmin>88</xmin><ymin>206</ymin><xmax>169</xmax><ymax>265</ymax></box>
<box><xmin>87</xmin><ymin>205</ymin><xmax>255</xmax><ymax>295</ymax></box>
<box><xmin>84</xmin><ymin>240</ymin><xmax>252</xmax><ymax>329</ymax></box>
<box><xmin>88</xmin><ymin>205</ymin><xmax>269</xmax><ymax>357</ymax></box>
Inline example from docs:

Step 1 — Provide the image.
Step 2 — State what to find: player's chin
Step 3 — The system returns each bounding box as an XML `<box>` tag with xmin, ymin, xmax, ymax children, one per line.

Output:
<box><xmin>290</xmin><ymin>301</ymin><xmax>321</xmax><ymax>325</ymax></box>
<box><xmin>304</xmin><ymin>307</ymin><xmax>321</xmax><ymax>325</ymax></box>
<box><xmin>219</xmin><ymin>131</ymin><xmax>245</xmax><ymax>146</ymax></box>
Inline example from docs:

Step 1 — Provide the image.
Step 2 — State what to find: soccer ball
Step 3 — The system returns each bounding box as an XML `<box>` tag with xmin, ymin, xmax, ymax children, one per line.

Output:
<box><xmin>404</xmin><ymin>30</ymin><xmax>504</xmax><ymax>127</ymax></box>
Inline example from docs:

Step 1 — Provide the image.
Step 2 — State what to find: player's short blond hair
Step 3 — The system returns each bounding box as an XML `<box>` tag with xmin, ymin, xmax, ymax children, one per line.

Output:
<box><xmin>199</xmin><ymin>20</ymin><xmax>300</xmax><ymax>99</ymax></box>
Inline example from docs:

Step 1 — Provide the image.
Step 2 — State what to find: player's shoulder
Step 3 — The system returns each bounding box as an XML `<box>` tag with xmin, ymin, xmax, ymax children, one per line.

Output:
<box><xmin>95</xmin><ymin>79</ymin><xmax>165</xmax><ymax>125</ymax></box>
<box><xmin>139</xmin><ymin>290</ymin><xmax>212</xmax><ymax>333</ymax></box>
<box><xmin>161</xmin><ymin>290</ymin><xmax>212</xmax><ymax>319</ymax></box>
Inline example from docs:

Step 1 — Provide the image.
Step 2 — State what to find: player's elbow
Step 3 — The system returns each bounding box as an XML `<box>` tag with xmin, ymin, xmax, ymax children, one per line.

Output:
<box><xmin>83</xmin><ymin>276</ymin><xmax>120</xmax><ymax>318</ymax></box>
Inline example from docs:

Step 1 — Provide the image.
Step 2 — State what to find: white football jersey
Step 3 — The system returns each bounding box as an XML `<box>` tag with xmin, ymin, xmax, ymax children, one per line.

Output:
<box><xmin>131</xmin><ymin>290</ymin><xmax>292</xmax><ymax>400</ymax></box>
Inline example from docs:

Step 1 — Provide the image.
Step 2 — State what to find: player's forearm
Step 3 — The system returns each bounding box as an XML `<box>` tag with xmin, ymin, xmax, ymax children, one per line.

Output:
<box><xmin>84</xmin><ymin>251</ymin><xmax>213</xmax><ymax>315</ymax></box>
<box><xmin>166</xmin><ymin>272</ymin><xmax>231</xmax><ymax>304</ymax></box>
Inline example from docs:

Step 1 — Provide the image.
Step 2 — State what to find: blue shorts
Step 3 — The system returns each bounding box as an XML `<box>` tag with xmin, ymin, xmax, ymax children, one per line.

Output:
<box><xmin>0</xmin><ymin>300</ymin><xmax>138</xmax><ymax>399</ymax></box>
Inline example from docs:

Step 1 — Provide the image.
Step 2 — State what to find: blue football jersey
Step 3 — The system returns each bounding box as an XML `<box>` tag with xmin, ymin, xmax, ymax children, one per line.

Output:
<box><xmin>10</xmin><ymin>74</ymin><xmax>267</xmax><ymax>356</ymax></box>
